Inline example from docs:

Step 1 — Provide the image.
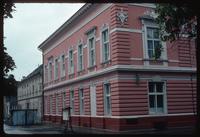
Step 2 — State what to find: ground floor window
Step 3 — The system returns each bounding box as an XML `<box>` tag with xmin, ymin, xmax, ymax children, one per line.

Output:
<box><xmin>79</xmin><ymin>88</ymin><xmax>84</xmax><ymax>115</ymax></box>
<box><xmin>70</xmin><ymin>90</ymin><xmax>74</xmax><ymax>114</ymax></box>
<box><xmin>148</xmin><ymin>82</ymin><xmax>166</xmax><ymax>114</ymax></box>
<box><xmin>104</xmin><ymin>83</ymin><xmax>111</xmax><ymax>116</ymax></box>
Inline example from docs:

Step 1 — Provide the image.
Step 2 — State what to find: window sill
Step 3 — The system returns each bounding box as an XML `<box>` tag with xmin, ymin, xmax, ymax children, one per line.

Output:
<box><xmin>101</xmin><ymin>59</ymin><xmax>111</xmax><ymax>65</ymax></box>
<box><xmin>143</xmin><ymin>58</ymin><xmax>168</xmax><ymax>62</ymax></box>
<box><xmin>77</xmin><ymin>69</ymin><xmax>85</xmax><ymax>73</ymax></box>
<box><xmin>88</xmin><ymin>65</ymin><xmax>96</xmax><ymax>70</ymax></box>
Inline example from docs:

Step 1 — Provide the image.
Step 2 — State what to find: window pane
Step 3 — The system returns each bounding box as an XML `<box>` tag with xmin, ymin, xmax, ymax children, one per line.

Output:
<box><xmin>147</xmin><ymin>40</ymin><xmax>153</xmax><ymax>49</ymax></box>
<box><xmin>147</xmin><ymin>28</ymin><xmax>153</xmax><ymax>38</ymax></box>
<box><xmin>157</xmin><ymin>95</ymin><xmax>163</xmax><ymax>108</ymax></box>
<box><xmin>149</xmin><ymin>95</ymin><xmax>155</xmax><ymax>108</ymax></box>
<box><xmin>156</xmin><ymin>83</ymin><xmax>163</xmax><ymax>93</ymax></box>
<box><xmin>154</xmin><ymin>41</ymin><xmax>160</xmax><ymax>48</ymax></box>
<box><xmin>153</xmin><ymin>28</ymin><xmax>159</xmax><ymax>39</ymax></box>
<box><xmin>106</xmin><ymin>97</ymin><xmax>111</xmax><ymax>114</ymax></box>
<box><xmin>157</xmin><ymin>95</ymin><xmax>164</xmax><ymax>113</ymax></box>
<box><xmin>149</xmin><ymin>83</ymin><xmax>154</xmax><ymax>93</ymax></box>
<box><xmin>148</xmin><ymin>49</ymin><xmax>154</xmax><ymax>58</ymax></box>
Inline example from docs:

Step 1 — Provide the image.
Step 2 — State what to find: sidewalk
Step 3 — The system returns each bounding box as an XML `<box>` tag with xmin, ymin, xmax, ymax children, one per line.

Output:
<box><xmin>42</xmin><ymin>123</ymin><xmax>196</xmax><ymax>135</ymax></box>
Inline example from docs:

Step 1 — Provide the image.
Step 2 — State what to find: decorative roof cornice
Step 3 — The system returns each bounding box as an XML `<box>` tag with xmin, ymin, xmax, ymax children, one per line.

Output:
<box><xmin>38</xmin><ymin>3</ymin><xmax>92</xmax><ymax>51</ymax></box>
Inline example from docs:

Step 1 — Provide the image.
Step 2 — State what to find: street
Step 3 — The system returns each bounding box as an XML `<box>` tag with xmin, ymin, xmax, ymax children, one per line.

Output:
<box><xmin>3</xmin><ymin>123</ymin><xmax>196</xmax><ymax>135</ymax></box>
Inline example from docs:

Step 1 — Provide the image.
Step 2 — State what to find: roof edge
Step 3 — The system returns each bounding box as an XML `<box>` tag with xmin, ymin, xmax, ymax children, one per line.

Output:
<box><xmin>38</xmin><ymin>3</ymin><xmax>91</xmax><ymax>51</ymax></box>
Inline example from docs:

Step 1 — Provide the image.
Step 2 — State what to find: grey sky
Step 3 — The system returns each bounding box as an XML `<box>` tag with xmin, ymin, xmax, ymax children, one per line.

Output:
<box><xmin>4</xmin><ymin>3</ymin><xmax>84</xmax><ymax>81</ymax></box>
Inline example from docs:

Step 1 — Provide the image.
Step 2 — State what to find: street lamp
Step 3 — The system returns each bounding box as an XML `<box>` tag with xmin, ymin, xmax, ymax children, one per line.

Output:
<box><xmin>62</xmin><ymin>106</ymin><xmax>73</xmax><ymax>133</ymax></box>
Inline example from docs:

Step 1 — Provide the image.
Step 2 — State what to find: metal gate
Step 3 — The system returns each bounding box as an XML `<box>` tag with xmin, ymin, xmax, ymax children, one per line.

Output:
<box><xmin>11</xmin><ymin>109</ymin><xmax>38</xmax><ymax>126</ymax></box>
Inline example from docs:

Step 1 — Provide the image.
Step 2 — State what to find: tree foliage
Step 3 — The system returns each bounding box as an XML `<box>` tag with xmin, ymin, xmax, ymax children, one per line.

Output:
<box><xmin>155</xmin><ymin>4</ymin><xmax>197</xmax><ymax>42</ymax></box>
<box><xmin>3</xmin><ymin>0</ymin><xmax>16</xmax><ymax>18</ymax></box>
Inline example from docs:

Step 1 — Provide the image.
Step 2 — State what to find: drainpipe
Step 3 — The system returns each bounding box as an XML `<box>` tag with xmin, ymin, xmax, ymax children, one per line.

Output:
<box><xmin>42</xmin><ymin>55</ymin><xmax>44</xmax><ymax>124</ymax></box>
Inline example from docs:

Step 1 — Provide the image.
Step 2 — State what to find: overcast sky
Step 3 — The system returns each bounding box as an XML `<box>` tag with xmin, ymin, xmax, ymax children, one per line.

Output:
<box><xmin>4</xmin><ymin>3</ymin><xmax>84</xmax><ymax>81</ymax></box>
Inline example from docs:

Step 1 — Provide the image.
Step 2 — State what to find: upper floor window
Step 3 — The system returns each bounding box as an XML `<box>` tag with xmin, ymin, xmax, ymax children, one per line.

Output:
<box><xmin>102</xmin><ymin>28</ymin><xmax>110</xmax><ymax>62</ymax></box>
<box><xmin>148</xmin><ymin>82</ymin><xmax>166</xmax><ymax>114</ymax></box>
<box><xmin>61</xmin><ymin>55</ymin><xmax>66</xmax><ymax>77</ymax></box>
<box><xmin>68</xmin><ymin>49</ymin><xmax>74</xmax><ymax>74</ymax></box>
<box><xmin>54</xmin><ymin>58</ymin><xmax>59</xmax><ymax>80</ymax></box>
<box><xmin>44</xmin><ymin>65</ymin><xmax>48</xmax><ymax>82</ymax></box>
<box><xmin>88</xmin><ymin>36</ymin><xmax>95</xmax><ymax>67</ymax></box>
<box><xmin>48</xmin><ymin>61</ymin><xmax>53</xmax><ymax>81</ymax></box>
<box><xmin>146</xmin><ymin>27</ymin><xmax>161</xmax><ymax>59</ymax></box>
<box><xmin>78</xmin><ymin>44</ymin><xmax>84</xmax><ymax>71</ymax></box>
<box><xmin>104</xmin><ymin>83</ymin><xmax>111</xmax><ymax>116</ymax></box>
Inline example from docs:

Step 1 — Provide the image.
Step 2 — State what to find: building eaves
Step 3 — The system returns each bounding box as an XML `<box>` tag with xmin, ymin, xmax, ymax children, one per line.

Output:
<box><xmin>20</xmin><ymin>64</ymin><xmax>43</xmax><ymax>83</ymax></box>
<box><xmin>37</xmin><ymin>3</ymin><xmax>92</xmax><ymax>51</ymax></box>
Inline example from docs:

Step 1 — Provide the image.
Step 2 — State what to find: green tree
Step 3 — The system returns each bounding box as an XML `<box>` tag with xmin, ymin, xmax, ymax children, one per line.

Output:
<box><xmin>155</xmin><ymin>3</ymin><xmax>199</xmax><ymax>134</ymax></box>
<box><xmin>1</xmin><ymin>0</ymin><xmax>16</xmax><ymax>97</ymax></box>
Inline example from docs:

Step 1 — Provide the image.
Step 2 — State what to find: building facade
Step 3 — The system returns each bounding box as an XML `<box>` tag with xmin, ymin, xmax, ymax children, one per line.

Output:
<box><xmin>38</xmin><ymin>4</ymin><xmax>196</xmax><ymax>131</ymax></box>
<box><xmin>17</xmin><ymin>65</ymin><xmax>43</xmax><ymax>123</ymax></box>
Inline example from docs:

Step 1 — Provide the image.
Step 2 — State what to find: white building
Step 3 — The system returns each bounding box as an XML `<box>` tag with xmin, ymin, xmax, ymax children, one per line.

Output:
<box><xmin>17</xmin><ymin>65</ymin><xmax>43</xmax><ymax>123</ymax></box>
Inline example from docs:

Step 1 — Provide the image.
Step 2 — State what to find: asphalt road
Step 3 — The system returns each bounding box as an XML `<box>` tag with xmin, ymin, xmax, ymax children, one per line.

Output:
<box><xmin>3</xmin><ymin>123</ymin><xmax>196</xmax><ymax>135</ymax></box>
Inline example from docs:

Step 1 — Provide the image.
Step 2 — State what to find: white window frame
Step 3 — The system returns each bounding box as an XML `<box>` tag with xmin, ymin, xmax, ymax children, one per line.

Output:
<box><xmin>87</xmin><ymin>31</ymin><xmax>96</xmax><ymax>68</ymax></box>
<box><xmin>142</xmin><ymin>19</ymin><xmax>168</xmax><ymax>66</ymax></box>
<box><xmin>104</xmin><ymin>83</ymin><xmax>111</xmax><ymax>116</ymax></box>
<box><xmin>79</xmin><ymin>88</ymin><xmax>84</xmax><ymax>115</ymax></box>
<box><xmin>55</xmin><ymin>94</ymin><xmax>59</xmax><ymax>114</ymax></box>
<box><xmin>68</xmin><ymin>49</ymin><xmax>74</xmax><ymax>74</ymax></box>
<box><xmin>60</xmin><ymin>54</ymin><xmax>66</xmax><ymax>77</ymax></box>
<box><xmin>44</xmin><ymin>65</ymin><xmax>48</xmax><ymax>83</ymax></box>
<box><xmin>49</xmin><ymin>95</ymin><xmax>52</xmax><ymax>114</ymax></box>
<box><xmin>148</xmin><ymin>81</ymin><xmax>167</xmax><ymax>114</ymax></box>
<box><xmin>101</xmin><ymin>25</ymin><xmax>110</xmax><ymax>63</ymax></box>
<box><xmin>62</xmin><ymin>92</ymin><xmax>66</xmax><ymax>109</ymax></box>
<box><xmin>70</xmin><ymin>89</ymin><xmax>74</xmax><ymax>114</ymax></box>
<box><xmin>77</xmin><ymin>43</ymin><xmax>84</xmax><ymax>71</ymax></box>
<box><xmin>54</xmin><ymin>58</ymin><xmax>59</xmax><ymax>80</ymax></box>
<box><xmin>48</xmin><ymin>59</ymin><xmax>53</xmax><ymax>81</ymax></box>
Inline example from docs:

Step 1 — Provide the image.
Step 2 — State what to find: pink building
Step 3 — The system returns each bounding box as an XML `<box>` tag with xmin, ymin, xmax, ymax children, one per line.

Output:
<box><xmin>38</xmin><ymin>3</ymin><xmax>196</xmax><ymax>131</ymax></box>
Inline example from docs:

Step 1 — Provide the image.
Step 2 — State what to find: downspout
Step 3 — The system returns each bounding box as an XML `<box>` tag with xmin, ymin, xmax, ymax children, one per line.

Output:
<box><xmin>42</xmin><ymin>54</ymin><xmax>44</xmax><ymax>124</ymax></box>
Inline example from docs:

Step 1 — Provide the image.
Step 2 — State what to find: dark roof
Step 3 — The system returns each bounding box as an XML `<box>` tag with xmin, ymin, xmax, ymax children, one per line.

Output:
<box><xmin>20</xmin><ymin>64</ymin><xmax>43</xmax><ymax>82</ymax></box>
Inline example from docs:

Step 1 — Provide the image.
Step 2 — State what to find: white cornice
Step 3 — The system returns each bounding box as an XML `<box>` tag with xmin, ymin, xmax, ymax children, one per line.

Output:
<box><xmin>110</xmin><ymin>28</ymin><xmax>142</xmax><ymax>34</ymax></box>
<box><xmin>44</xmin><ymin>65</ymin><xmax>196</xmax><ymax>91</ymax></box>
<box><xmin>129</xmin><ymin>3</ymin><xmax>156</xmax><ymax>9</ymax></box>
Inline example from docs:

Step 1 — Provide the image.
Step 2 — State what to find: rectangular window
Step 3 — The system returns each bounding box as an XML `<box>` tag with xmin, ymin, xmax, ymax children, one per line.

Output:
<box><xmin>45</xmin><ymin>65</ymin><xmax>48</xmax><ymax>82</ymax></box>
<box><xmin>69</xmin><ymin>49</ymin><xmax>74</xmax><ymax>74</ymax></box>
<box><xmin>78</xmin><ymin>44</ymin><xmax>84</xmax><ymax>71</ymax></box>
<box><xmin>48</xmin><ymin>62</ymin><xmax>52</xmax><ymax>81</ymax></box>
<box><xmin>88</xmin><ymin>36</ymin><xmax>95</xmax><ymax>67</ymax></box>
<box><xmin>49</xmin><ymin>95</ymin><xmax>52</xmax><ymax>114</ymax></box>
<box><xmin>54</xmin><ymin>58</ymin><xmax>59</xmax><ymax>80</ymax></box>
<box><xmin>70</xmin><ymin>90</ymin><xmax>74</xmax><ymax>114</ymax></box>
<box><xmin>61</xmin><ymin>55</ymin><xmax>66</xmax><ymax>77</ymax></box>
<box><xmin>102</xmin><ymin>28</ymin><xmax>110</xmax><ymax>62</ymax></box>
<box><xmin>55</xmin><ymin>94</ymin><xmax>59</xmax><ymax>114</ymax></box>
<box><xmin>146</xmin><ymin>27</ymin><xmax>161</xmax><ymax>59</ymax></box>
<box><xmin>148</xmin><ymin>82</ymin><xmax>165</xmax><ymax>114</ymax></box>
<box><xmin>104</xmin><ymin>83</ymin><xmax>111</xmax><ymax>115</ymax></box>
<box><xmin>63</xmin><ymin>92</ymin><xmax>66</xmax><ymax>109</ymax></box>
<box><xmin>79</xmin><ymin>88</ymin><xmax>84</xmax><ymax>115</ymax></box>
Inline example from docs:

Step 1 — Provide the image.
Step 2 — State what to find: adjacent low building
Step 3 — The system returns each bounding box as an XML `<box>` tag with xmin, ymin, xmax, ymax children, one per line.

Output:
<box><xmin>17</xmin><ymin>65</ymin><xmax>43</xmax><ymax>123</ymax></box>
